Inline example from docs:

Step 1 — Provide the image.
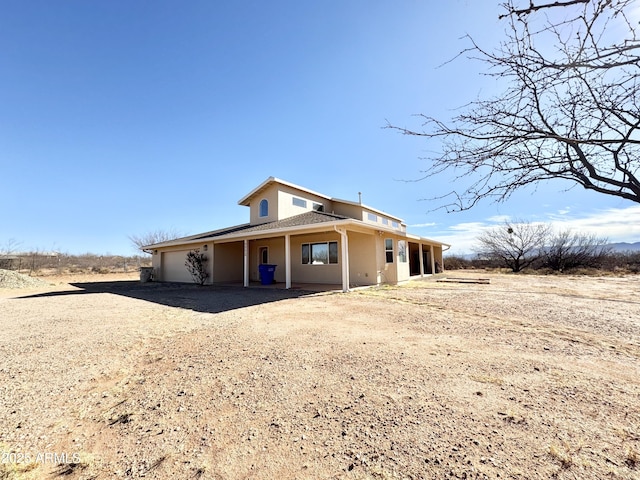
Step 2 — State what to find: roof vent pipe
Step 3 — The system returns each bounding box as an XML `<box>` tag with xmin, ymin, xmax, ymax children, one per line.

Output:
<box><xmin>358</xmin><ymin>192</ymin><xmax>362</xmax><ymax>204</ymax></box>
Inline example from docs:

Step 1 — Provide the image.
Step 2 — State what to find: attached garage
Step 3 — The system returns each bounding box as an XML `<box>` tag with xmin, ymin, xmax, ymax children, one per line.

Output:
<box><xmin>160</xmin><ymin>250</ymin><xmax>193</xmax><ymax>283</ymax></box>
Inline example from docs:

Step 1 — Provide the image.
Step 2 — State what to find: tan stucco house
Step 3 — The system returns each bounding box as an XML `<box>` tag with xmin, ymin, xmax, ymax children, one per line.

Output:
<box><xmin>144</xmin><ymin>177</ymin><xmax>449</xmax><ymax>292</ymax></box>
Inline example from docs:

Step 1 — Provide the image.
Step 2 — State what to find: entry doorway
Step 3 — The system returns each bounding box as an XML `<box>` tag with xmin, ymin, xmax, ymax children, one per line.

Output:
<box><xmin>259</xmin><ymin>246</ymin><xmax>269</xmax><ymax>264</ymax></box>
<box><xmin>409</xmin><ymin>243</ymin><xmax>433</xmax><ymax>276</ymax></box>
<box><xmin>423</xmin><ymin>250</ymin><xmax>432</xmax><ymax>274</ymax></box>
<box><xmin>258</xmin><ymin>246</ymin><xmax>269</xmax><ymax>281</ymax></box>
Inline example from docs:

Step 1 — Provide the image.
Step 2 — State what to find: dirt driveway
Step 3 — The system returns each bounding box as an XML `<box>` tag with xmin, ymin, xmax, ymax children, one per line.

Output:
<box><xmin>0</xmin><ymin>272</ymin><xmax>639</xmax><ymax>479</ymax></box>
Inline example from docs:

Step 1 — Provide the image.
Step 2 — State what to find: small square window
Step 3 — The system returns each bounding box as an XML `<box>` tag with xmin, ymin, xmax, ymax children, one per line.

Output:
<box><xmin>368</xmin><ymin>212</ymin><xmax>377</xmax><ymax>222</ymax></box>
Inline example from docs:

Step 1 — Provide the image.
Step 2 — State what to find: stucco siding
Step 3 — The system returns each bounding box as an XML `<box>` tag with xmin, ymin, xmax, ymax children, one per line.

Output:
<box><xmin>347</xmin><ymin>231</ymin><xmax>377</xmax><ymax>286</ymax></box>
<box><xmin>379</xmin><ymin>236</ymin><xmax>397</xmax><ymax>284</ymax></box>
<box><xmin>277</xmin><ymin>187</ymin><xmax>333</xmax><ymax>220</ymax></box>
<box><xmin>213</xmin><ymin>242</ymin><xmax>244</xmax><ymax>283</ymax></box>
<box><xmin>290</xmin><ymin>232</ymin><xmax>342</xmax><ymax>284</ymax></box>
<box><xmin>249</xmin><ymin>184</ymin><xmax>280</xmax><ymax>225</ymax></box>
<box><xmin>332</xmin><ymin>202</ymin><xmax>363</xmax><ymax>220</ymax></box>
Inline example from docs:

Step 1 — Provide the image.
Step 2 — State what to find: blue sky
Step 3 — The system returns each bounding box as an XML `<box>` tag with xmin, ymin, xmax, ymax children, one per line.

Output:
<box><xmin>2</xmin><ymin>1</ymin><xmax>638</xmax><ymax>256</ymax></box>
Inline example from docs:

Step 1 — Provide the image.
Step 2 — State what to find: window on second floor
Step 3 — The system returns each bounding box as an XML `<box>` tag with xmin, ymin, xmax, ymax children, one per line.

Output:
<box><xmin>292</xmin><ymin>197</ymin><xmax>307</xmax><ymax>208</ymax></box>
<box><xmin>259</xmin><ymin>199</ymin><xmax>268</xmax><ymax>217</ymax></box>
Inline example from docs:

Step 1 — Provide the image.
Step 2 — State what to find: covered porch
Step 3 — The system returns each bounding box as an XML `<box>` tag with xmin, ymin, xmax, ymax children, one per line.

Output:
<box><xmin>211</xmin><ymin>227</ymin><xmax>353</xmax><ymax>293</ymax></box>
<box><xmin>407</xmin><ymin>240</ymin><xmax>445</xmax><ymax>278</ymax></box>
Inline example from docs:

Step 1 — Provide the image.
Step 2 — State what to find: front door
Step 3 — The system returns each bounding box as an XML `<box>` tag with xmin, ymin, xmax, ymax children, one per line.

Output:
<box><xmin>258</xmin><ymin>246</ymin><xmax>269</xmax><ymax>281</ymax></box>
<box><xmin>259</xmin><ymin>247</ymin><xmax>269</xmax><ymax>265</ymax></box>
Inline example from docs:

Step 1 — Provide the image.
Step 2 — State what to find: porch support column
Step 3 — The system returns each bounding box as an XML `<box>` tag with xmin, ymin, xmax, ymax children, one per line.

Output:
<box><xmin>430</xmin><ymin>245</ymin><xmax>435</xmax><ymax>275</ymax></box>
<box><xmin>285</xmin><ymin>234</ymin><xmax>291</xmax><ymax>289</ymax></box>
<box><xmin>214</xmin><ymin>243</ymin><xmax>216</xmax><ymax>284</ymax></box>
<box><xmin>335</xmin><ymin>227</ymin><xmax>349</xmax><ymax>293</ymax></box>
<box><xmin>419</xmin><ymin>243</ymin><xmax>424</xmax><ymax>277</ymax></box>
<box><xmin>243</xmin><ymin>239</ymin><xmax>249</xmax><ymax>287</ymax></box>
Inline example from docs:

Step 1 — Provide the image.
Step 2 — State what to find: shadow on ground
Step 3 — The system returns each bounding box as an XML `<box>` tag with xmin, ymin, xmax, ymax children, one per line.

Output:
<box><xmin>14</xmin><ymin>281</ymin><xmax>325</xmax><ymax>314</ymax></box>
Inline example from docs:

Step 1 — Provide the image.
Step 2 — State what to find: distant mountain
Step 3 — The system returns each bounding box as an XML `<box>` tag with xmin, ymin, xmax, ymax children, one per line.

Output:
<box><xmin>607</xmin><ymin>242</ymin><xmax>640</xmax><ymax>252</ymax></box>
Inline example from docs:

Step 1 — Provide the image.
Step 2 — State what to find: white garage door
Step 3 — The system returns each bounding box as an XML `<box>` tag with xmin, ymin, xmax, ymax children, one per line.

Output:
<box><xmin>161</xmin><ymin>251</ymin><xmax>193</xmax><ymax>283</ymax></box>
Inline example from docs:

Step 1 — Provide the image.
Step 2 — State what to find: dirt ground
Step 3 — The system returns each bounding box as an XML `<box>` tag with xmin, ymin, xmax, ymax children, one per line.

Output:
<box><xmin>0</xmin><ymin>271</ymin><xmax>639</xmax><ymax>479</ymax></box>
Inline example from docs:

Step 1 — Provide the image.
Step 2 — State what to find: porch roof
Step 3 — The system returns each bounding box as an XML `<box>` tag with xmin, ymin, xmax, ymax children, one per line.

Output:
<box><xmin>197</xmin><ymin>211</ymin><xmax>349</xmax><ymax>238</ymax></box>
<box><xmin>144</xmin><ymin>211</ymin><xmax>350</xmax><ymax>249</ymax></box>
<box><xmin>144</xmin><ymin>211</ymin><xmax>450</xmax><ymax>250</ymax></box>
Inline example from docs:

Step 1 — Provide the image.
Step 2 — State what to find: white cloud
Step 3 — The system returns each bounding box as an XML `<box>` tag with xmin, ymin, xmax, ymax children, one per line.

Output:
<box><xmin>544</xmin><ymin>205</ymin><xmax>640</xmax><ymax>242</ymax></box>
<box><xmin>408</xmin><ymin>222</ymin><xmax>437</xmax><ymax>228</ymax></box>
<box><xmin>486</xmin><ymin>214</ymin><xmax>511</xmax><ymax>223</ymax></box>
<box><xmin>441</xmin><ymin>205</ymin><xmax>640</xmax><ymax>255</ymax></box>
<box><xmin>447</xmin><ymin>222</ymin><xmax>487</xmax><ymax>232</ymax></box>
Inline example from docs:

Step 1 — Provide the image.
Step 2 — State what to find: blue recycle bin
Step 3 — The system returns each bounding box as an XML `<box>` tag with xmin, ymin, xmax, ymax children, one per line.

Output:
<box><xmin>258</xmin><ymin>264</ymin><xmax>277</xmax><ymax>285</ymax></box>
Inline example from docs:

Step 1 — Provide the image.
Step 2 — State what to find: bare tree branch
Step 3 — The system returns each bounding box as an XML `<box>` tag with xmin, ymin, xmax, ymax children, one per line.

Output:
<box><xmin>498</xmin><ymin>0</ymin><xmax>590</xmax><ymax>19</ymax></box>
<box><xmin>129</xmin><ymin>228</ymin><xmax>184</xmax><ymax>254</ymax></box>
<box><xmin>390</xmin><ymin>0</ymin><xmax>640</xmax><ymax>212</ymax></box>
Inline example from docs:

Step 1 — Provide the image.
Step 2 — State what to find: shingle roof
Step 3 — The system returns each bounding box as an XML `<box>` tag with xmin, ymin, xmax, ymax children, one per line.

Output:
<box><xmin>196</xmin><ymin>211</ymin><xmax>349</xmax><ymax>240</ymax></box>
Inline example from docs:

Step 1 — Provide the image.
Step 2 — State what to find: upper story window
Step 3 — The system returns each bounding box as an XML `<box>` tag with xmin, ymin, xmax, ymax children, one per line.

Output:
<box><xmin>259</xmin><ymin>199</ymin><xmax>268</xmax><ymax>217</ymax></box>
<box><xmin>391</xmin><ymin>220</ymin><xmax>399</xmax><ymax>228</ymax></box>
<box><xmin>367</xmin><ymin>212</ymin><xmax>377</xmax><ymax>222</ymax></box>
<box><xmin>292</xmin><ymin>197</ymin><xmax>307</xmax><ymax>208</ymax></box>
<box><xmin>382</xmin><ymin>218</ymin><xmax>389</xmax><ymax>226</ymax></box>
<box><xmin>312</xmin><ymin>202</ymin><xmax>324</xmax><ymax>212</ymax></box>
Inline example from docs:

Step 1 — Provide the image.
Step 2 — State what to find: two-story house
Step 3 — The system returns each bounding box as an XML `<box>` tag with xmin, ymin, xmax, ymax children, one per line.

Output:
<box><xmin>144</xmin><ymin>177</ymin><xmax>449</xmax><ymax>291</ymax></box>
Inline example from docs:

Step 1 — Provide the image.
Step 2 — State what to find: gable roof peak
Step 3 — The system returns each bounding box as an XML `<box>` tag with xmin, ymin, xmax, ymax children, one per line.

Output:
<box><xmin>237</xmin><ymin>177</ymin><xmax>331</xmax><ymax>206</ymax></box>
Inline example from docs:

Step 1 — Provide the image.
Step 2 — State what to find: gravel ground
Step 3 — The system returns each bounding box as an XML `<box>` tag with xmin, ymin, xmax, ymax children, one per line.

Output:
<box><xmin>0</xmin><ymin>270</ymin><xmax>52</xmax><ymax>289</ymax></box>
<box><xmin>0</xmin><ymin>271</ymin><xmax>639</xmax><ymax>479</ymax></box>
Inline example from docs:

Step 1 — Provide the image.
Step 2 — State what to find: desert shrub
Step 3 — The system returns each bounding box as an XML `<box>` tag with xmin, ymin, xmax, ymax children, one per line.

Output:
<box><xmin>91</xmin><ymin>266</ymin><xmax>111</xmax><ymax>274</ymax></box>
<box><xmin>542</xmin><ymin>231</ymin><xmax>610</xmax><ymax>272</ymax></box>
<box><xmin>185</xmin><ymin>249</ymin><xmax>208</xmax><ymax>285</ymax></box>
<box><xmin>443</xmin><ymin>255</ymin><xmax>473</xmax><ymax>270</ymax></box>
<box><xmin>601</xmin><ymin>251</ymin><xmax>640</xmax><ymax>273</ymax></box>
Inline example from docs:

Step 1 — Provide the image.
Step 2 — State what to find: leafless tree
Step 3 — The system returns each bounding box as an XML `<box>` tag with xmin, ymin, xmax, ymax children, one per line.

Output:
<box><xmin>0</xmin><ymin>238</ymin><xmax>22</xmax><ymax>269</ymax></box>
<box><xmin>475</xmin><ymin>220</ymin><xmax>551</xmax><ymax>272</ymax></box>
<box><xmin>129</xmin><ymin>228</ymin><xmax>184</xmax><ymax>254</ymax></box>
<box><xmin>543</xmin><ymin>229</ymin><xmax>611</xmax><ymax>271</ymax></box>
<box><xmin>389</xmin><ymin>0</ymin><xmax>640</xmax><ymax>211</ymax></box>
